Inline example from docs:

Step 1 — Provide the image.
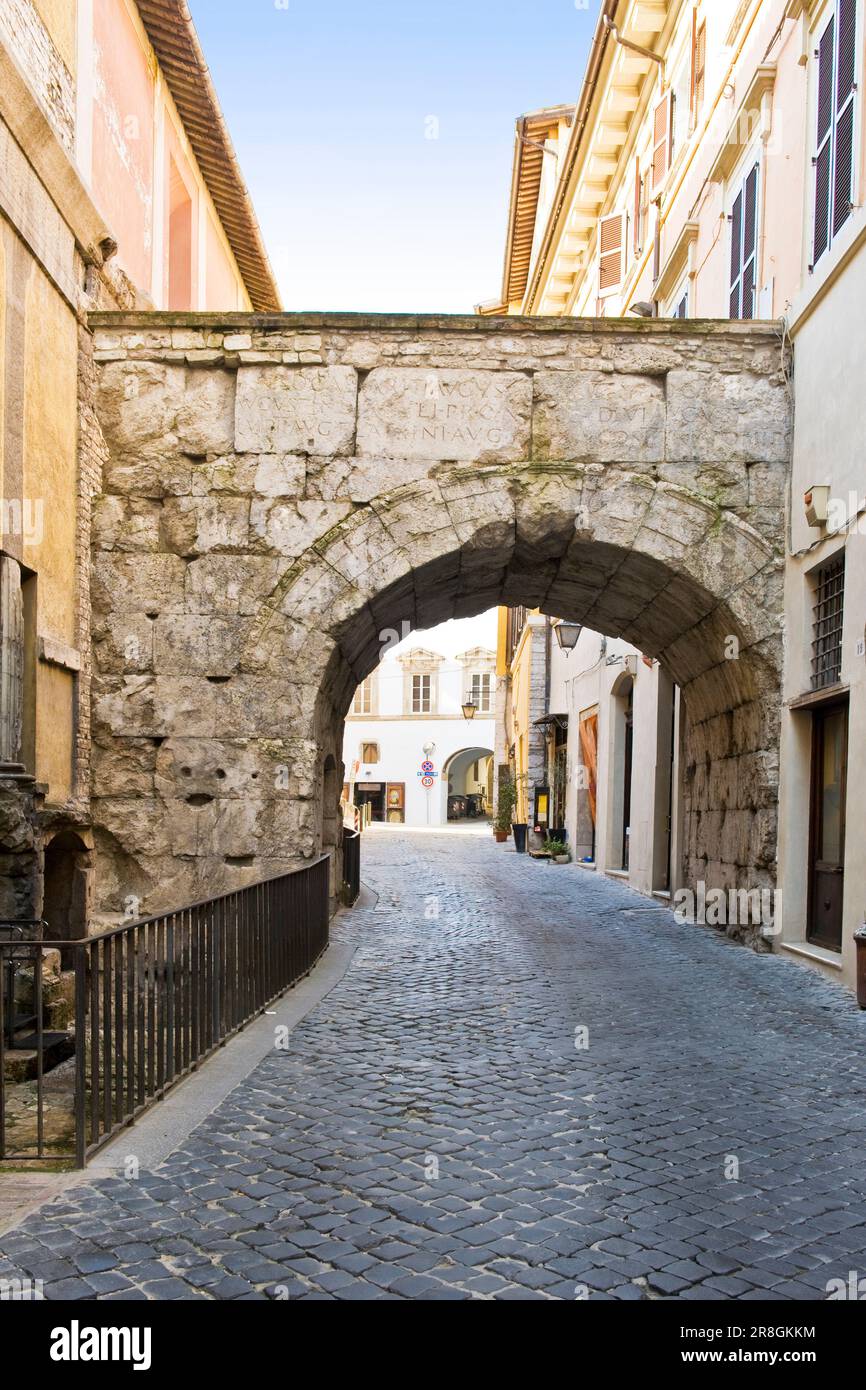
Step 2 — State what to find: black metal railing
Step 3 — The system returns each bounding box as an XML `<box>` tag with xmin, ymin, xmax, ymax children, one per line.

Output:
<box><xmin>343</xmin><ymin>827</ymin><xmax>361</xmax><ymax>905</ymax></box>
<box><xmin>0</xmin><ymin>857</ymin><xmax>330</xmax><ymax>1166</ymax></box>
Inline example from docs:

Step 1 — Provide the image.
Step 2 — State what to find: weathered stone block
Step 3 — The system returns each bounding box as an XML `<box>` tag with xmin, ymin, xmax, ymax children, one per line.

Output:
<box><xmin>533</xmin><ymin>371</ymin><xmax>665</xmax><ymax>462</ymax></box>
<box><xmin>665</xmin><ymin>370</ymin><xmax>791</xmax><ymax>464</ymax></box>
<box><xmin>235</xmin><ymin>366</ymin><xmax>357</xmax><ymax>454</ymax></box>
<box><xmin>357</xmin><ymin>368</ymin><xmax>531</xmax><ymax>462</ymax></box>
<box><xmin>91</xmin><ymin>554</ymin><xmax>188</xmax><ymax>617</ymax></box>
<box><xmin>184</xmin><ymin>556</ymin><xmax>288</xmax><ymax>615</ymax></box>
<box><xmin>160</xmin><ymin>497</ymin><xmax>250</xmax><ymax>555</ymax></box>
<box><xmin>249</xmin><ymin>498</ymin><xmax>353</xmax><ymax>558</ymax></box>
<box><xmin>152</xmin><ymin>616</ymin><xmax>246</xmax><ymax>675</ymax></box>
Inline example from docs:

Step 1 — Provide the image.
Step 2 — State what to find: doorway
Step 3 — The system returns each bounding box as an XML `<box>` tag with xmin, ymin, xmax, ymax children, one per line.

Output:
<box><xmin>355</xmin><ymin>783</ymin><xmax>385</xmax><ymax>822</ymax></box>
<box><xmin>807</xmin><ymin>701</ymin><xmax>848</xmax><ymax>951</ymax></box>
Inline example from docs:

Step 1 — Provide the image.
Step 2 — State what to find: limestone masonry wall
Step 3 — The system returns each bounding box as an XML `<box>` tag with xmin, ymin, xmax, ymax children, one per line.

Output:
<box><xmin>88</xmin><ymin>313</ymin><xmax>792</xmax><ymax>934</ymax></box>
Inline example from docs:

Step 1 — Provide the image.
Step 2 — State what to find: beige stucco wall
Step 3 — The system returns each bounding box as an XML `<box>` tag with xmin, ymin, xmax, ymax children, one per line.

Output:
<box><xmin>778</xmin><ymin>231</ymin><xmax>866</xmax><ymax>994</ymax></box>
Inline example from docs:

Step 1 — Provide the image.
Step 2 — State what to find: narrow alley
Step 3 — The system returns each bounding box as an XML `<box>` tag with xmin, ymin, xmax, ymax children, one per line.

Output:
<box><xmin>2</xmin><ymin>830</ymin><xmax>866</xmax><ymax>1302</ymax></box>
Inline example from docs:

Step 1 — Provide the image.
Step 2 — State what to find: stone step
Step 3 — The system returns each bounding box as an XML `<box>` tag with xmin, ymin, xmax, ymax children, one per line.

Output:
<box><xmin>2</xmin><ymin>1031</ymin><xmax>75</xmax><ymax>1083</ymax></box>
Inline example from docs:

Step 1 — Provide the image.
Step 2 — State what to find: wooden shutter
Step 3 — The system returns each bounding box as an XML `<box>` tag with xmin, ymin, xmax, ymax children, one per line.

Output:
<box><xmin>633</xmin><ymin>158</ymin><xmax>642</xmax><ymax>255</ymax></box>
<box><xmin>694</xmin><ymin>21</ymin><xmax>706</xmax><ymax>117</ymax></box>
<box><xmin>730</xmin><ymin>163</ymin><xmax>759</xmax><ymax>319</ymax></box>
<box><xmin>598</xmin><ymin>211</ymin><xmax>625</xmax><ymax>292</ymax></box>
<box><xmin>578</xmin><ymin>714</ymin><xmax>598</xmax><ymax>825</ymax></box>
<box><xmin>742</xmin><ymin>163</ymin><xmax>758</xmax><ymax>318</ymax></box>
<box><xmin>651</xmin><ymin>91</ymin><xmax>673</xmax><ymax>192</ymax></box>
<box><xmin>813</xmin><ymin>15</ymin><xmax>836</xmax><ymax>265</ymax></box>
<box><xmin>833</xmin><ymin>0</ymin><xmax>857</xmax><ymax>238</ymax></box>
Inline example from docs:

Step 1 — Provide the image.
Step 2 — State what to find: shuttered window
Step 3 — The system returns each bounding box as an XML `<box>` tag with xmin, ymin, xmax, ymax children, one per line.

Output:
<box><xmin>693</xmin><ymin>20</ymin><xmax>707</xmax><ymax>118</ymax></box>
<box><xmin>633</xmin><ymin>158</ymin><xmax>643</xmax><ymax>256</ymax></box>
<box><xmin>651</xmin><ymin>91</ymin><xmax>674</xmax><ymax>192</ymax></box>
<box><xmin>674</xmin><ymin>288</ymin><xmax>689</xmax><ymax>319</ymax></box>
<box><xmin>598</xmin><ymin>211</ymin><xmax>625</xmax><ymax>293</ymax></box>
<box><xmin>813</xmin><ymin>0</ymin><xmax>858</xmax><ymax>268</ymax></box>
<box><xmin>730</xmin><ymin>162</ymin><xmax>759</xmax><ymax>320</ymax></box>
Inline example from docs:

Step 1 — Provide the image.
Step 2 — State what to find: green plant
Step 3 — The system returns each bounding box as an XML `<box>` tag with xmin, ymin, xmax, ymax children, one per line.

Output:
<box><xmin>542</xmin><ymin>836</ymin><xmax>569</xmax><ymax>858</ymax></box>
<box><xmin>494</xmin><ymin>771</ymin><xmax>519</xmax><ymax>832</ymax></box>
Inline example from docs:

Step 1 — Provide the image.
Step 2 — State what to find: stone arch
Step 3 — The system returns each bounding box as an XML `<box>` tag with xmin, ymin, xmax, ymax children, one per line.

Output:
<box><xmin>89</xmin><ymin>313</ymin><xmax>789</xmax><ymax>923</ymax></box>
<box><xmin>264</xmin><ymin>466</ymin><xmax>783</xmax><ymax>915</ymax></box>
<box><xmin>442</xmin><ymin>745</ymin><xmax>495</xmax><ymax>821</ymax></box>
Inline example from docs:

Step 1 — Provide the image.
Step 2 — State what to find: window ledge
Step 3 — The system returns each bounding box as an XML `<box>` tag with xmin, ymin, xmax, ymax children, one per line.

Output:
<box><xmin>787</xmin><ymin>683</ymin><xmax>849</xmax><ymax>711</ymax></box>
<box><xmin>707</xmin><ymin>65</ymin><xmax>777</xmax><ymax>185</ymax></box>
<box><xmin>779</xmin><ymin>939</ymin><xmax>843</xmax><ymax>970</ymax></box>
<box><xmin>788</xmin><ymin>204</ymin><xmax>866</xmax><ymax>334</ymax></box>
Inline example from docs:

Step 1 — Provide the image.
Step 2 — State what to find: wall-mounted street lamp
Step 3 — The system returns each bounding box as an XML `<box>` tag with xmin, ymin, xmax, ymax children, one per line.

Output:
<box><xmin>461</xmin><ymin>697</ymin><xmax>478</xmax><ymax>721</ymax></box>
<box><xmin>554</xmin><ymin>621</ymin><xmax>582</xmax><ymax>653</ymax></box>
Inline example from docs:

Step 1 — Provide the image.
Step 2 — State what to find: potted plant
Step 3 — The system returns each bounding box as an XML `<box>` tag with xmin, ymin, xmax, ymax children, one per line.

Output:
<box><xmin>493</xmin><ymin>773</ymin><xmax>518</xmax><ymax>843</ymax></box>
<box><xmin>510</xmin><ymin>772</ymin><xmax>529</xmax><ymax>854</ymax></box>
<box><xmin>543</xmin><ymin>836</ymin><xmax>571</xmax><ymax>865</ymax></box>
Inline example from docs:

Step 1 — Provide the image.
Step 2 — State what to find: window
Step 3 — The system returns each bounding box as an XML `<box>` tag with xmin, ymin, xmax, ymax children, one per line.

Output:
<box><xmin>598</xmin><ymin>211</ymin><xmax>625</xmax><ymax>293</ymax></box>
<box><xmin>361</xmin><ymin>742</ymin><xmax>379</xmax><ymax>765</ymax></box>
<box><xmin>691</xmin><ymin>17</ymin><xmax>707</xmax><ymax>123</ymax></box>
<box><xmin>412</xmin><ymin>673</ymin><xmax>431</xmax><ymax>713</ymax></box>
<box><xmin>470</xmin><ymin>673</ymin><xmax>492</xmax><ymax>714</ymax></box>
<box><xmin>812</xmin><ymin>0</ymin><xmax>857</xmax><ymax>268</ymax></box>
<box><xmin>352</xmin><ymin>678</ymin><xmax>373</xmax><ymax>715</ymax></box>
<box><xmin>651</xmin><ymin>90</ymin><xmax>674</xmax><ymax>193</ymax></box>
<box><xmin>729</xmin><ymin>162</ymin><xmax>759</xmax><ymax>319</ymax></box>
<box><xmin>632</xmin><ymin>158</ymin><xmax>644</xmax><ymax>257</ymax></box>
<box><xmin>811</xmin><ymin>553</ymin><xmax>845</xmax><ymax>690</ymax></box>
<box><xmin>668</xmin><ymin>282</ymin><xmax>689</xmax><ymax>319</ymax></box>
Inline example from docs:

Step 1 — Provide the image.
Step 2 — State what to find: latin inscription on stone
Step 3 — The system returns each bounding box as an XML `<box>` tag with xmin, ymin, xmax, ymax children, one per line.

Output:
<box><xmin>357</xmin><ymin>368</ymin><xmax>531</xmax><ymax>462</ymax></box>
<box><xmin>235</xmin><ymin>366</ymin><xmax>357</xmax><ymax>455</ymax></box>
<box><xmin>533</xmin><ymin>371</ymin><xmax>666</xmax><ymax>463</ymax></box>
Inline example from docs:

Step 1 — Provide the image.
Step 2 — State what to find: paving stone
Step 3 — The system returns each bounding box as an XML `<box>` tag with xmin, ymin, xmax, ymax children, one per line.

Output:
<box><xmin>3</xmin><ymin>831</ymin><xmax>866</xmax><ymax>1301</ymax></box>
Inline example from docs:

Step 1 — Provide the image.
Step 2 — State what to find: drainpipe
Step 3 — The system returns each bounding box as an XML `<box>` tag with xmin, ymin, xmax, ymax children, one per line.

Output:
<box><xmin>602</xmin><ymin>15</ymin><xmax>666</xmax><ymax>84</ymax></box>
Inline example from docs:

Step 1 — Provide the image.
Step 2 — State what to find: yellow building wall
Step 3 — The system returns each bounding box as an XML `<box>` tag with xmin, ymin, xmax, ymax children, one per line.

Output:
<box><xmin>509</xmin><ymin>626</ymin><xmax>533</xmax><ymax>823</ymax></box>
<box><xmin>22</xmin><ymin>261</ymin><xmax>78</xmax><ymax>800</ymax></box>
<box><xmin>32</xmin><ymin>0</ymin><xmax>78</xmax><ymax>74</ymax></box>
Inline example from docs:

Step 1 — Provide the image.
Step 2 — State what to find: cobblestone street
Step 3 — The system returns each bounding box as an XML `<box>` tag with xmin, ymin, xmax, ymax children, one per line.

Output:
<box><xmin>3</xmin><ymin>828</ymin><xmax>866</xmax><ymax>1302</ymax></box>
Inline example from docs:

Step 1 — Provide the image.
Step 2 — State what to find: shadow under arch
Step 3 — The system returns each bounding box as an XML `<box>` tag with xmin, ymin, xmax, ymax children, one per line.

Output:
<box><xmin>285</xmin><ymin>465</ymin><xmax>782</xmax><ymax>907</ymax></box>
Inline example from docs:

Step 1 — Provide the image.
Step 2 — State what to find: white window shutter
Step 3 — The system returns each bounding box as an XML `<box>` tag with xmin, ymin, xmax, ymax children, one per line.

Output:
<box><xmin>598</xmin><ymin>211</ymin><xmax>625</xmax><ymax>293</ymax></box>
<box><xmin>651</xmin><ymin>91</ymin><xmax>673</xmax><ymax>193</ymax></box>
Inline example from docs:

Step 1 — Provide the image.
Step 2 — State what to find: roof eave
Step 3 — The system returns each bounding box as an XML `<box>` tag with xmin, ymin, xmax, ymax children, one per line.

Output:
<box><xmin>136</xmin><ymin>0</ymin><xmax>281</xmax><ymax>312</ymax></box>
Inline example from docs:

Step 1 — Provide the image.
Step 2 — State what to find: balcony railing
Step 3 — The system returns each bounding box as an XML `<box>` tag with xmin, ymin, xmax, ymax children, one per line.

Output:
<box><xmin>0</xmin><ymin>856</ymin><xmax>332</xmax><ymax>1166</ymax></box>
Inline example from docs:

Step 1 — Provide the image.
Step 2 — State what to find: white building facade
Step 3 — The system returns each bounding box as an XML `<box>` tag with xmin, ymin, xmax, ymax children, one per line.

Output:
<box><xmin>343</xmin><ymin>633</ymin><xmax>496</xmax><ymax>829</ymax></box>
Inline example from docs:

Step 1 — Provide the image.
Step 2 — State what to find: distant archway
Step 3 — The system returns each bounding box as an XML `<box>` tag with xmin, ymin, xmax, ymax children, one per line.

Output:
<box><xmin>442</xmin><ymin>746</ymin><xmax>494</xmax><ymax>822</ymax></box>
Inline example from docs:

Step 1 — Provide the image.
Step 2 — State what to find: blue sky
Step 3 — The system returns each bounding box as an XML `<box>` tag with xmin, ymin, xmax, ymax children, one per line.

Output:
<box><xmin>187</xmin><ymin>0</ymin><xmax>596</xmax><ymax>313</ymax></box>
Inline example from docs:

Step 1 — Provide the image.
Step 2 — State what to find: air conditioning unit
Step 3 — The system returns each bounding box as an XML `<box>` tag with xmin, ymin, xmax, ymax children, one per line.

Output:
<box><xmin>804</xmin><ymin>485</ymin><xmax>831</xmax><ymax>528</ymax></box>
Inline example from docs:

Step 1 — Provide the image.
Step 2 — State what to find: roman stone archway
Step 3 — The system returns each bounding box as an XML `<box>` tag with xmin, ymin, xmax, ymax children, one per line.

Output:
<box><xmin>88</xmin><ymin>313</ymin><xmax>791</xmax><ymax>935</ymax></box>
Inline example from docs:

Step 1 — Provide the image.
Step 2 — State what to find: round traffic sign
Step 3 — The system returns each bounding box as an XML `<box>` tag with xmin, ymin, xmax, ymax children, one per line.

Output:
<box><xmin>421</xmin><ymin>775</ymin><xmax>434</xmax><ymax>788</ymax></box>
<box><xmin>421</xmin><ymin>760</ymin><xmax>434</xmax><ymax>774</ymax></box>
